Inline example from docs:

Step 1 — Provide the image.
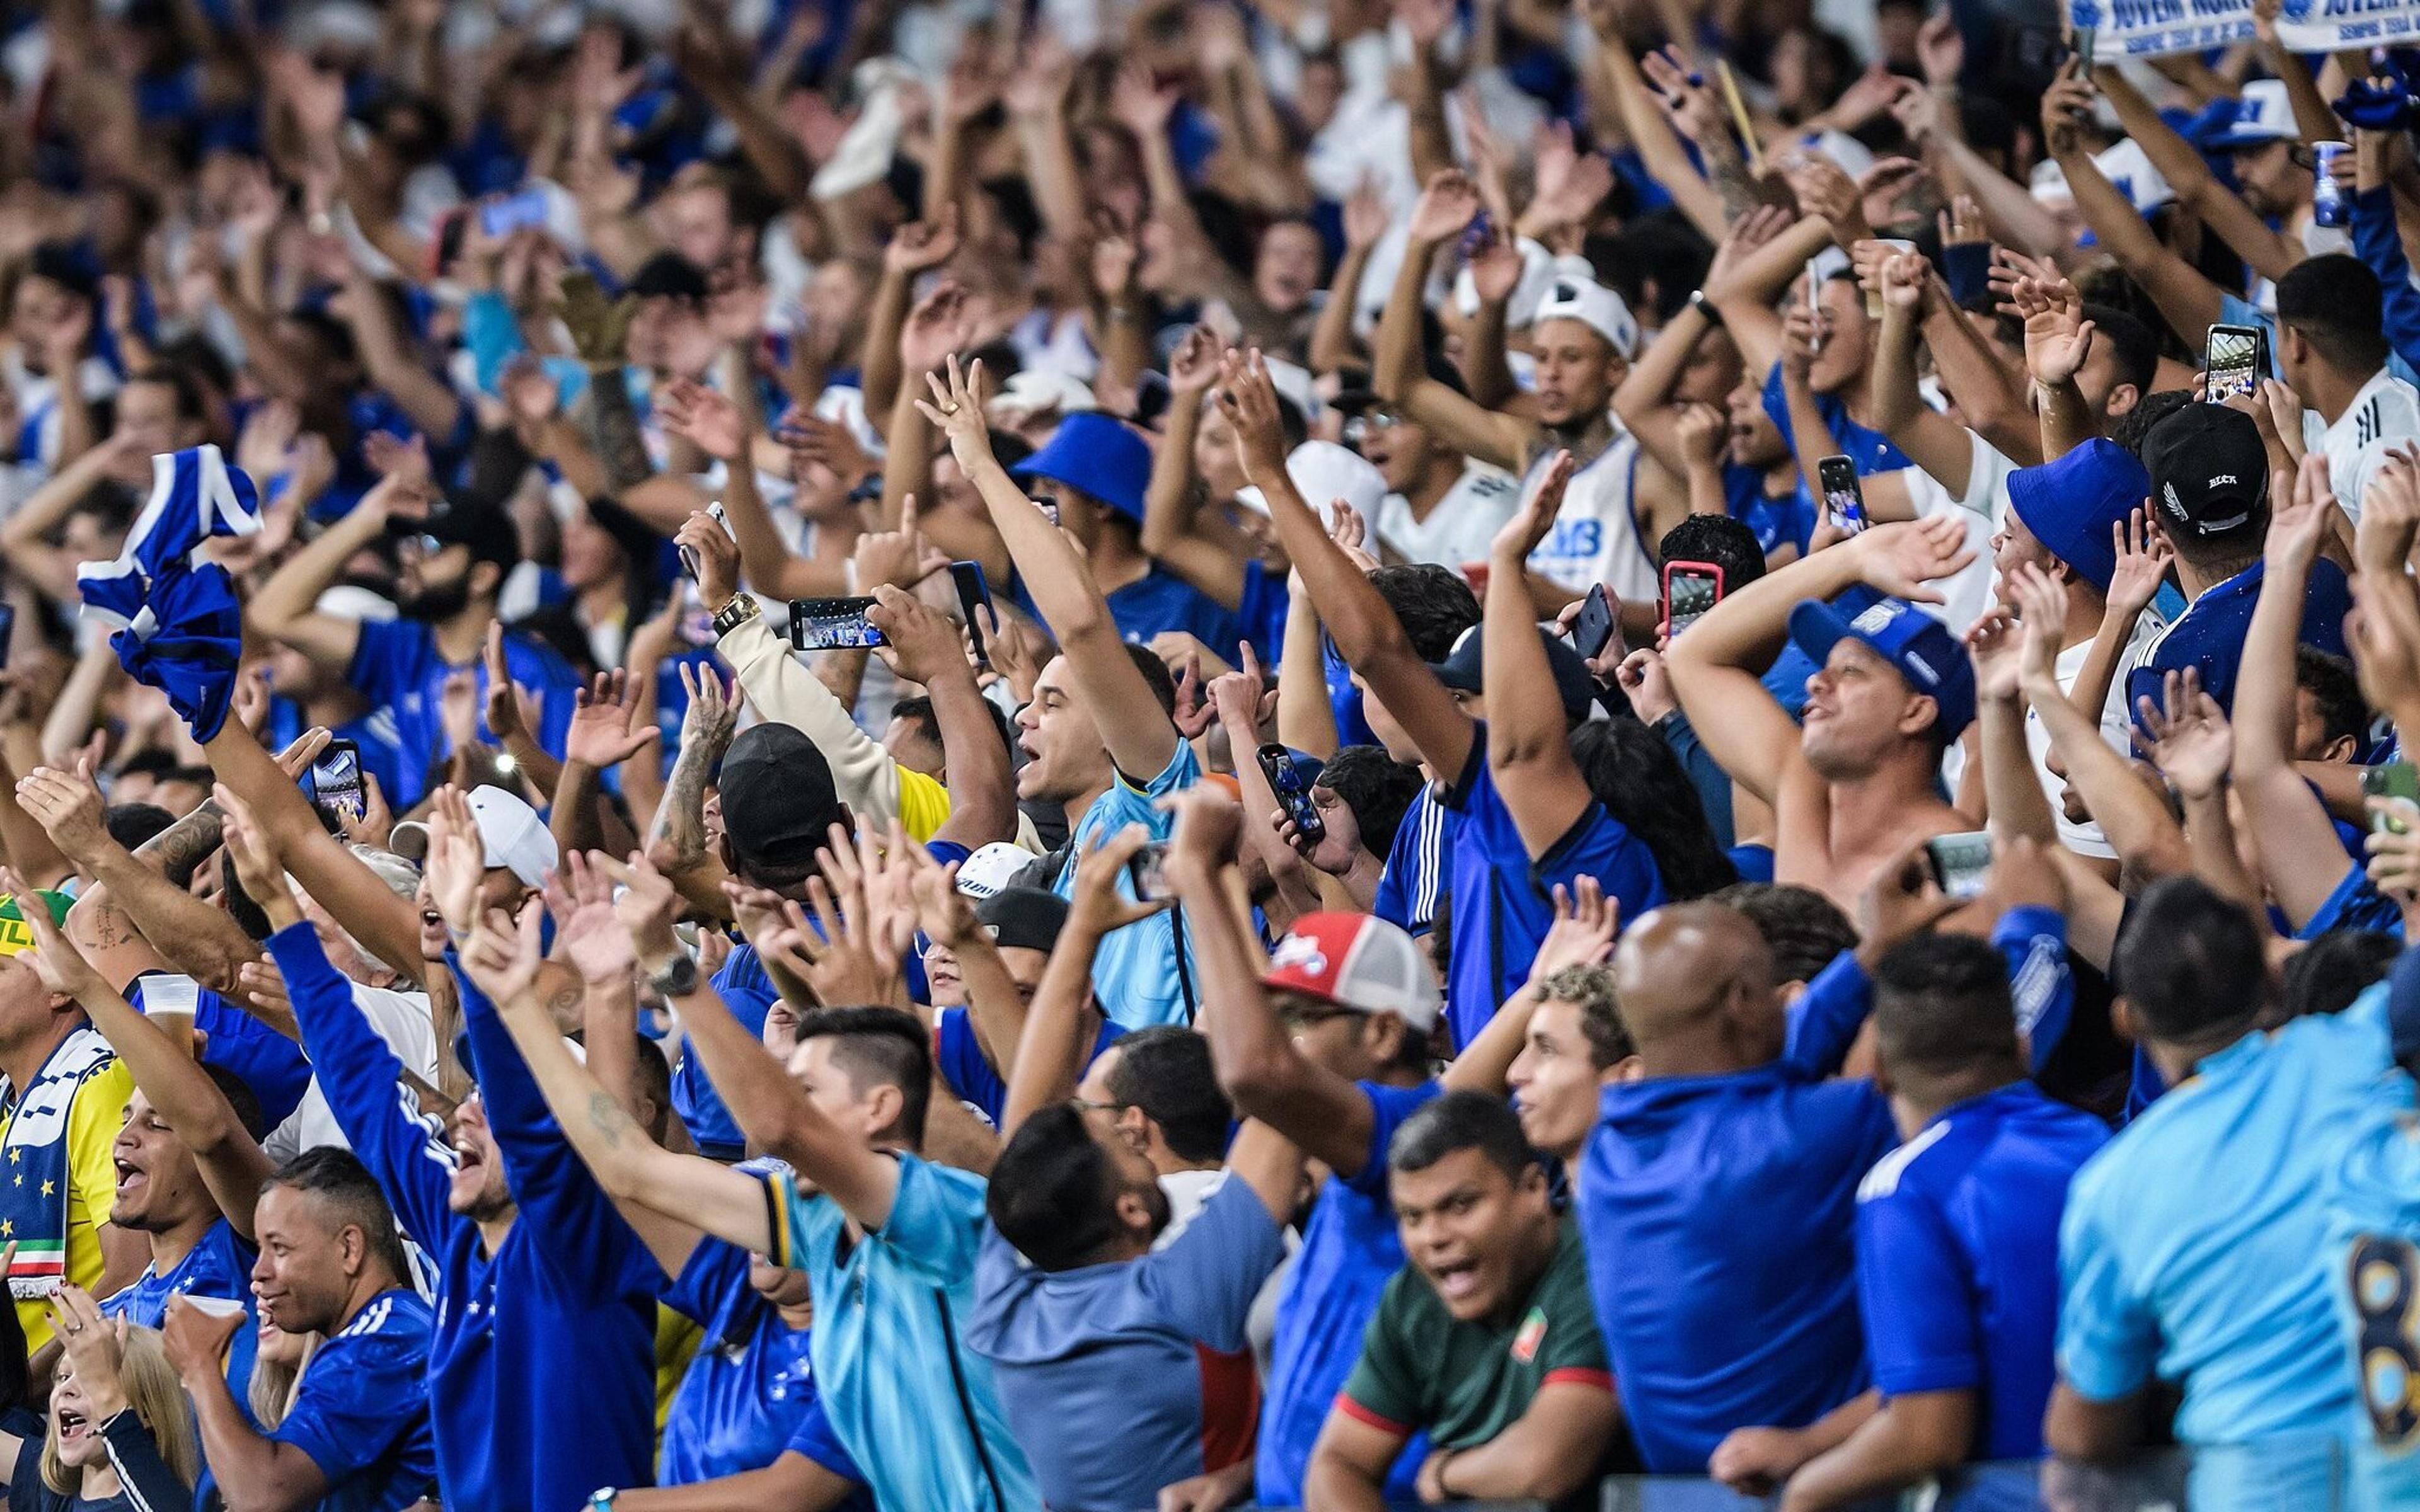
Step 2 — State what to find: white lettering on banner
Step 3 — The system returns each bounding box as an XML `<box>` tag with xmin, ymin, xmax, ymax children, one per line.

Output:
<box><xmin>2075</xmin><ymin>0</ymin><xmax>2420</xmax><ymax>55</ymax></box>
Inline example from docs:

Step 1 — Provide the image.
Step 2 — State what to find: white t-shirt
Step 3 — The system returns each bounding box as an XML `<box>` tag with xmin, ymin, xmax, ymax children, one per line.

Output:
<box><xmin>1899</xmin><ymin>429</ymin><xmax>2014</xmax><ymax>639</ymax></box>
<box><xmin>1521</xmin><ymin>431</ymin><xmax>1661</xmax><ymax>604</ymax></box>
<box><xmin>2310</xmin><ymin>368</ymin><xmax>2420</xmax><ymax>523</ymax></box>
<box><xmin>1373</xmin><ymin>464</ymin><xmax>1521</xmax><ymax>569</ymax></box>
<box><xmin>267</xmin><ymin>982</ymin><xmax>441</xmax><ymax>1162</ymax></box>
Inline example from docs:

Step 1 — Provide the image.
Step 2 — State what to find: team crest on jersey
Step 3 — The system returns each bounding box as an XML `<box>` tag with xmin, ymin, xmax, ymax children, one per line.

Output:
<box><xmin>1511</xmin><ymin>1307</ymin><xmax>1548</xmax><ymax>1363</ymax></box>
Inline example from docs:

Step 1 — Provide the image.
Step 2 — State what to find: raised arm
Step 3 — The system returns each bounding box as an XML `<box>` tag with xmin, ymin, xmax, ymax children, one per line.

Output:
<box><xmin>997</xmin><ymin>828</ymin><xmax>1159</xmax><ymax>1137</ymax></box>
<box><xmin>869</xmin><ymin>586</ymin><xmax>1016</xmax><ymax>850</ymax></box>
<box><xmin>10</xmin><ymin>875</ymin><xmax>274</xmax><ymax>1239</ymax></box>
<box><xmin>2043</xmin><ymin>66</ymin><xmax>2224</xmax><ymax>348</ymax></box>
<box><xmin>2230</xmin><ymin>455</ymin><xmax>2366</xmax><ymax>928</ymax></box>
<box><xmin>1370</xmin><ymin>173</ymin><xmax>1535</xmax><ymax>473</ymax></box>
<box><xmin>918</xmin><ymin>357</ymin><xmax>1182</xmax><ymax>782</ymax></box>
<box><xmin>458</xmin><ymin>895</ymin><xmax>769</xmax><ymax>1257</ymax></box>
<box><xmin>1218</xmin><ymin>350</ymin><xmax>1478</xmax><ymax>781</ymax></box>
<box><xmin>246</xmin><ymin>475</ymin><xmax>420</xmax><ymax>673</ymax></box>
<box><xmin>2094</xmin><ymin>64</ymin><xmax>2301</xmax><ymax>284</ymax></box>
<box><xmin>1138</xmin><ymin>329</ymin><xmax>1251</xmax><ymax>609</ymax></box>
<box><xmin>1167</xmin><ymin>787</ymin><xmax>1380</xmax><ymax>1177</ymax></box>
<box><xmin>615</xmin><ymin>845</ymin><xmax>906</xmax><ymax>1232</ymax></box>
<box><xmin>1482</xmin><ymin>453</ymin><xmax>1600</xmax><ymax>852</ymax></box>
<box><xmin>1869</xmin><ymin>253</ymin><xmax>1988</xmax><ymax>493</ymax></box>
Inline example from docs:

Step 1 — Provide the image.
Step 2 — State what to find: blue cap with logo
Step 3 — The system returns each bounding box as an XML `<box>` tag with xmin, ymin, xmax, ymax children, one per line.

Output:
<box><xmin>2005</xmin><ymin>438</ymin><xmax>2152</xmax><ymax>594</ymax></box>
<box><xmin>1012</xmin><ymin>412</ymin><xmax>1151</xmax><ymax>524</ymax></box>
<box><xmin>1785</xmin><ymin>594</ymin><xmax>1977</xmax><ymax>743</ymax></box>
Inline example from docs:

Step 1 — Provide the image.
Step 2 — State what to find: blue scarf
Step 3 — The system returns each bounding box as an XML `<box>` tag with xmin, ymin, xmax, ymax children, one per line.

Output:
<box><xmin>0</xmin><ymin>1026</ymin><xmax>115</xmax><ymax>1303</ymax></box>
<box><xmin>78</xmin><ymin>445</ymin><xmax>262</xmax><ymax>742</ymax></box>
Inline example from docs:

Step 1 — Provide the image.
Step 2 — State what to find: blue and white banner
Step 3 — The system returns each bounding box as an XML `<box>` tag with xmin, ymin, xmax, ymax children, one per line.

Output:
<box><xmin>2073</xmin><ymin>0</ymin><xmax>2420</xmax><ymax>60</ymax></box>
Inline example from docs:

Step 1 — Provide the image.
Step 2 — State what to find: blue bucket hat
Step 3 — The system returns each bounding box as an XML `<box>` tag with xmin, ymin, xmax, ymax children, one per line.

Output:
<box><xmin>1786</xmin><ymin>595</ymin><xmax>1977</xmax><ymax>743</ymax></box>
<box><xmin>1012</xmin><ymin>412</ymin><xmax>1151</xmax><ymax>525</ymax></box>
<box><xmin>2005</xmin><ymin>438</ymin><xmax>2151</xmax><ymax>595</ymax></box>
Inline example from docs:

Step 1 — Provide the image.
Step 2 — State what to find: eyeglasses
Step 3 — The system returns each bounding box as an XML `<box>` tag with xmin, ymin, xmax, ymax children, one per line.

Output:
<box><xmin>1068</xmin><ymin>1097</ymin><xmax>1131</xmax><ymax>1116</ymax></box>
<box><xmin>1341</xmin><ymin>411</ymin><xmax>1405</xmax><ymax>450</ymax></box>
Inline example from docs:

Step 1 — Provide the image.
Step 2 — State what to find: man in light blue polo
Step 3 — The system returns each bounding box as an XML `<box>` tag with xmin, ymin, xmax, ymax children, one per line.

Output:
<box><xmin>2051</xmin><ymin>876</ymin><xmax>2407</xmax><ymax>1506</ymax></box>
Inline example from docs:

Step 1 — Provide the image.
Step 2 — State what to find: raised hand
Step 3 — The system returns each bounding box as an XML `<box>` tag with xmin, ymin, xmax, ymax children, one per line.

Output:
<box><xmin>593</xmin><ymin>849</ymin><xmax>684</xmax><ymax>961</ymax></box>
<box><xmin>867</xmin><ymin>580</ymin><xmax>971</xmax><ymax>685</ymax></box>
<box><xmin>544</xmin><ymin>849</ymin><xmax>636</xmax><ymax>986</ymax></box>
<box><xmin>656</xmin><ymin>378</ymin><xmax>747</xmax><ymax>462</ymax></box>
<box><xmin>913</xmin><ymin>353</ymin><xmax>996</xmax><ymax>472</ymax></box>
<box><xmin>459</xmin><ymin>898</ymin><xmax>546</xmax><ymax>1005</ymax></box>
<box><xmin>1167</xmin><ymin>324</ymin><xmax>1223</xmax><ymax>398</ymax></box>
<box><xmin>556</xmin><ymin>272</ymin><xmax>638</xmax><ymax>368</ymax></box>
<box><xmin>2006</xmin><ymin>562</ymin><xmax>2071</xmax><ymax>697</ymax></box>
<box><xmin>852</xmin><ymin>495</ymin><xmax>949</xmax><ymax>594</ymax></box>
<box><xmin>899</xmin><ymin>280</ymin><xmax>977</xmax><ymax>376</ymax></box>
<box><xmin>1491</xmin><ymin>449</ymin><xmax>1576</xmax><ymax>562</ymax></box>
<box><xmin>2012</xmin><ymin>275</ymin><xmax>2094</xmax><ymax>387</ymax></box>
<box><xmin>677</xmin><ymin>511</ymin><xmax>743</xmax><ymax>614</ymax></box>
<box><xmin>1852</xmin><ymin>515</ymin><xmax>1976</xmax><ymax>604</ymax></box>
<box><xmin>213</xmin><ymin>784</ymin><xmax>287</xmax><ymax>908</ymax></box>
<box><xmin>1209</xmin><ymin>349</ymin><xmax>1293</xmax><ymax>483</ymax></box>
<box><xmin>1531</xmin><ymin>876</ymin><xmax>1619</xmax><ymax>978</ymax></box>
<box><xmin>885</xmin><ymin>205</ymin><xmax>962</xmax><ymax>277</ymax></box>
<box><xmin>1407</xmin><ymin>170</ymin><xmax>1483</xmax><ymax>246</ymax></box>
<box><xmin>2267</xmin><ymin>454</ymin><xmax>2334</xmax><ymax>575</ymax></box>
<box><xmin>422</xmin><ymin>787</ymin><xmax>487</xmax><ymax>939</ymax></box>
<box><xmin>2105</xmin><ymin>508</ymin><xmax>2175</xmax><ymax>623</ymax></box>
<box><xmin>1069</xmin><ymin>823</ymin><xmax>1167</xmax><ymax>936</ymax></box>
<box><xmin>0</xmin><ymin>865</ymin><xmax>99</xmax><ymax>1002</ymax></box>
<box><xmin>14</xmin><ymin>757</ymin><xmax>111</xmax><ymax>868</ymax></box>
<box><xmin>1963</xmin><ymin>607</ymin><xmax>2024</xmax><ymax>704</ymax></box>
<box><xmin>565</xmin><ymin>669</ymin><xmax>660</xmax><ymax>769</ymax></box>
<box><xmin>2137</xmin><ymin>668</ymin><xmax>2233</xmax><ymax>801</ymax></box>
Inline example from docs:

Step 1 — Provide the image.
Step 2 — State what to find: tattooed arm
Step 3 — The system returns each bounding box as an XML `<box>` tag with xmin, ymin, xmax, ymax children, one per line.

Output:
<box><xmin>645</xmin><ymin>667</ymin><xmax>739</xmax><ymax>915</ymax></box>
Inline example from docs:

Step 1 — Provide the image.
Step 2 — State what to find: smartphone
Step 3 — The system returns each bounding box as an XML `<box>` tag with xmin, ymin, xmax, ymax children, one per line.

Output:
<box><xmin>1662</xmin><ymin>560</ymin><xmax>1726</xmax><ymax>638</ymax></box>
<box><xmin>950</xmin><ymin>561</ymin><xmax>993</xmax><ymax>668</ymax></box>
<box><xmin>1570</xmin><ymin>583</ymin><xmax>1625</xmax><ymax>663</ymax></box>
<box><xmin>788</xmin><ymin>597</ymin><xmax>886</xmax><ymax>651</ymax></box>
<box><xmin>1131</xmin><ymin>840</ymin><xmax>1171</xmax><ymax>900</ymax></box>
<box><xmin>2205</xmin><ymin>324</ymin><xmax>2266</xmax><ymax>403</ymax></box>
<box><xmin>679</xmin><ymin>501</ymin><xmax>732</xmax><ymax>579</ymax></box>
<box><xmin>479</xmin><ymin>187</ymin><xmax>551</xmax><ymax>239</ymax></box>
<box><xmin>2073</xmin><ymin>23</ymin><xmax>2096</xmax><ymax>71</ymax></box>
<box><xmin>307</xmin><ymin>738</ymin><xmax>366</xmax><ymax>825</ymax></box>
<box><xmin>1818</xmin><ymin>455</ymin><xmax>1867</xmax><ymax>534</ymax></box>
<box><xmin>1458</xmin><ymin>209</ymin><xmax>1495</xmax><ymax>263</ymax></box>
<box><xmin>2365</xmin><ymin>761</ymin><xmax>2420</xmax><ymax>833</ymax></box>
<box><xmin>1257</xmin><ymin>743</ymin><xmax>1327</xmax><ymax>846</ymax></box>
<box><xmin>1925</xmin><ymin>830</ymin><xmax>1996</xmax><ymax>901</ymax></box>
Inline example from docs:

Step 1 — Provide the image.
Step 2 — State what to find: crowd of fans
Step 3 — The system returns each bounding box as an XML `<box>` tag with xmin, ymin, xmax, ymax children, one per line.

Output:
<box><xmin>0</xmin><ymin>0</ymin><xmax>2416</xmax><ymax>1508</ymax></box>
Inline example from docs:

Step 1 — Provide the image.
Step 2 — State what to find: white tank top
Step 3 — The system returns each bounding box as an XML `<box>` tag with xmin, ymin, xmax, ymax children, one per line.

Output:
<box><xmin>1519</xmin><ymin>431</ymin><xmax>1660</xmax><ymax>604</ymax></box>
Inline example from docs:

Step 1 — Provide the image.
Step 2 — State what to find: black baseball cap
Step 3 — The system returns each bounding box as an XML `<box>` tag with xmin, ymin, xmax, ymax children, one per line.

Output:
<box><xmin>977</xmin><ymin>887</ymin><xmax>1068</xmax><ymax>954</ymax></box>
<box><xmin>718</xmin><ymin>723</ymin><xmax>844</xmax><ymax>874</ymax></box>
<box><xmin>1426</xmin><ymin>623</ymin><xmax>1597</xmax><ymax>721</ymax></box>
<box><xmin>412</xmin><ymin>499</ymin><xmax>522</xmax><ymax>571</ymax></box>
<box><xmin>2143</xmin><ymin>404</ymin><xmax>2269</xmax><ymax>540</ymax></box>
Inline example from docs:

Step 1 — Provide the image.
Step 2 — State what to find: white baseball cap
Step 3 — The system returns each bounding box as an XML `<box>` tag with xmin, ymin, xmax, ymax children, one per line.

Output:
<box><xmin>1235</xmin><ymin>439</ymin><xmax>1390</xmax><ymax>519</ymax></box>
<box><xmin>954</xmin><ymin>842</ymin><xmax>1035</xmax><ymax>901</ymax></box>
<box><xmin>1533</xmin><ymin>276</ymin><xmax>1638</xmax><ymax>360</ymax></box>
<box><xmin>465</xmin><ymin>786</ymin><xmax>559</xmax><ymax>891</ymax></box>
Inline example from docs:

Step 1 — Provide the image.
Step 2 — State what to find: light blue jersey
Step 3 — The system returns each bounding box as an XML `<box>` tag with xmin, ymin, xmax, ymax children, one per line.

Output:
<box><xmin>1048</xmin><ymin>742</ymin><xmax>1202</xmax><ymax>1028</ymax></box>
<box><xmin>2060</xmin><ymin>984</ymin><xmax>2409</xmax><ymax>1507</ymax></box>
<box><xmin>761</xmin><ymin>1155</ymin><xmax>1037</xmax><ymax>1512</ymax></box>
<box><xmin>2329</xmin><ymin>1081</ymin><xmax>2420</xmax><ymax>1511</ymax></box>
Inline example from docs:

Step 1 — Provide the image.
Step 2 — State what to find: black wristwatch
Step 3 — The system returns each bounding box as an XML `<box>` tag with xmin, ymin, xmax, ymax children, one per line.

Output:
<box><xmin>648</xmin><ymin>954</ymin><xmax>701</xmax><ymax>999</ymax></box>
<box><xmin>711</xmin><ymin>595</ymin><xmax>762</xmax><ymax>639</ymax></box>
<box><xmin>1690</xmin><ymin>288</ymin><xmax>1726</xmax><ymax>330</ymax></box>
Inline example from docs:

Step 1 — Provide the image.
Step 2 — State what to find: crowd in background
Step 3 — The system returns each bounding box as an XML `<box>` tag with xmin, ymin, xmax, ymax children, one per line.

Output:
<box><xmin>0</xmin><ymin>0</ymin><xmax>2413</xmax><ymax>1508</ymax></box>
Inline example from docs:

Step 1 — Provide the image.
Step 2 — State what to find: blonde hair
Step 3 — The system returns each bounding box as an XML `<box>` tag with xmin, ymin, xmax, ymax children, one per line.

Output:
<box><xmin>43</xmin><ymin>1327</ymin><xmax>201</xmax><ymax>1495</ymax></box>
<box><xmin>246</xmin><ymin>1330</ymin><xmax>321</xmax><ymax>1430</ymax></box>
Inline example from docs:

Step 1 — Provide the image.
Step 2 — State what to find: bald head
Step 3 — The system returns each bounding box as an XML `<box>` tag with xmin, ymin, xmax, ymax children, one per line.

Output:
<box><xmin>1611</xmin><ymin>903</ymin><xmax>1782</xmax><ymax>1072</ymax></box>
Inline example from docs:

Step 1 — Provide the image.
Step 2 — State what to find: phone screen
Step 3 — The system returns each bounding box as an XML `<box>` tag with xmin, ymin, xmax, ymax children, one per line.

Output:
<box><xmin>1666</xmin><ymin>570</ymin><xmax>1722</xmax><ymax>636</ymax></box>
<box><xmin>2365</xmin><ymin>762</ymin><xmax>2419</xmax><ymax>833</ymax></box>
<box><xmin>308</xmin><ymin>740</ymin><xmax>366</xmax><ymax>823</ymax></box>
<box><xmin>1925</xmin><ymin>831</ymin><xmax>1995</xmax><ymax>900</ymax></box>
<box><xmin>1131</xmin><ymin>840</ymin><xmax>1172</xmax><ymax>900</ymax></box>
<box><xmin>788</xmin><ymin>597</ymin><xmax>887</xmax><ymax>651</ymax></box>
<box><xmin>2206</xmin><ymin>326</ymin><xmax>2262</xmax><ymax>403</ymax></box>
<box><xmin>480</xmin><ymin>188</ymin><xmax>551</xmax><ymax>240</ymax></box>
<box><xmin>1818</xmin><ymin>455</ymin><xmax>1866</xmax><ymax>532</ymax></box>
<box><xmin>1259</xmin><ymin>744</ymin><xmax>1327</xmax><ymax>845</ymax></box>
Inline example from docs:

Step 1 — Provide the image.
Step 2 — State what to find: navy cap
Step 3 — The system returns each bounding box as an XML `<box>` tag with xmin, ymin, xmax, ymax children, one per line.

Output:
<box><xmin>1013</xmin><ymin>412</ymin><xmax>1151</xmax><ymax>524</ymax></box>
<box><xmin>1786</xmin><ymin>595</ymin><xmax>1977</xmax><ymax>743</ymax></box>
<box><xmin>1425</xmin><ymin>623</ymin><xmax>1597</xmax><ymax>722</ymax></box>
<box><xmin>2005</xmin><ymin>439</ymin><xmax>2152</xmax><ymax>593</ymax></box>
<box><xmin>977</xmin><ymin>886</ymin><xmax>1068</xmax><ymax>953</ymax></box>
